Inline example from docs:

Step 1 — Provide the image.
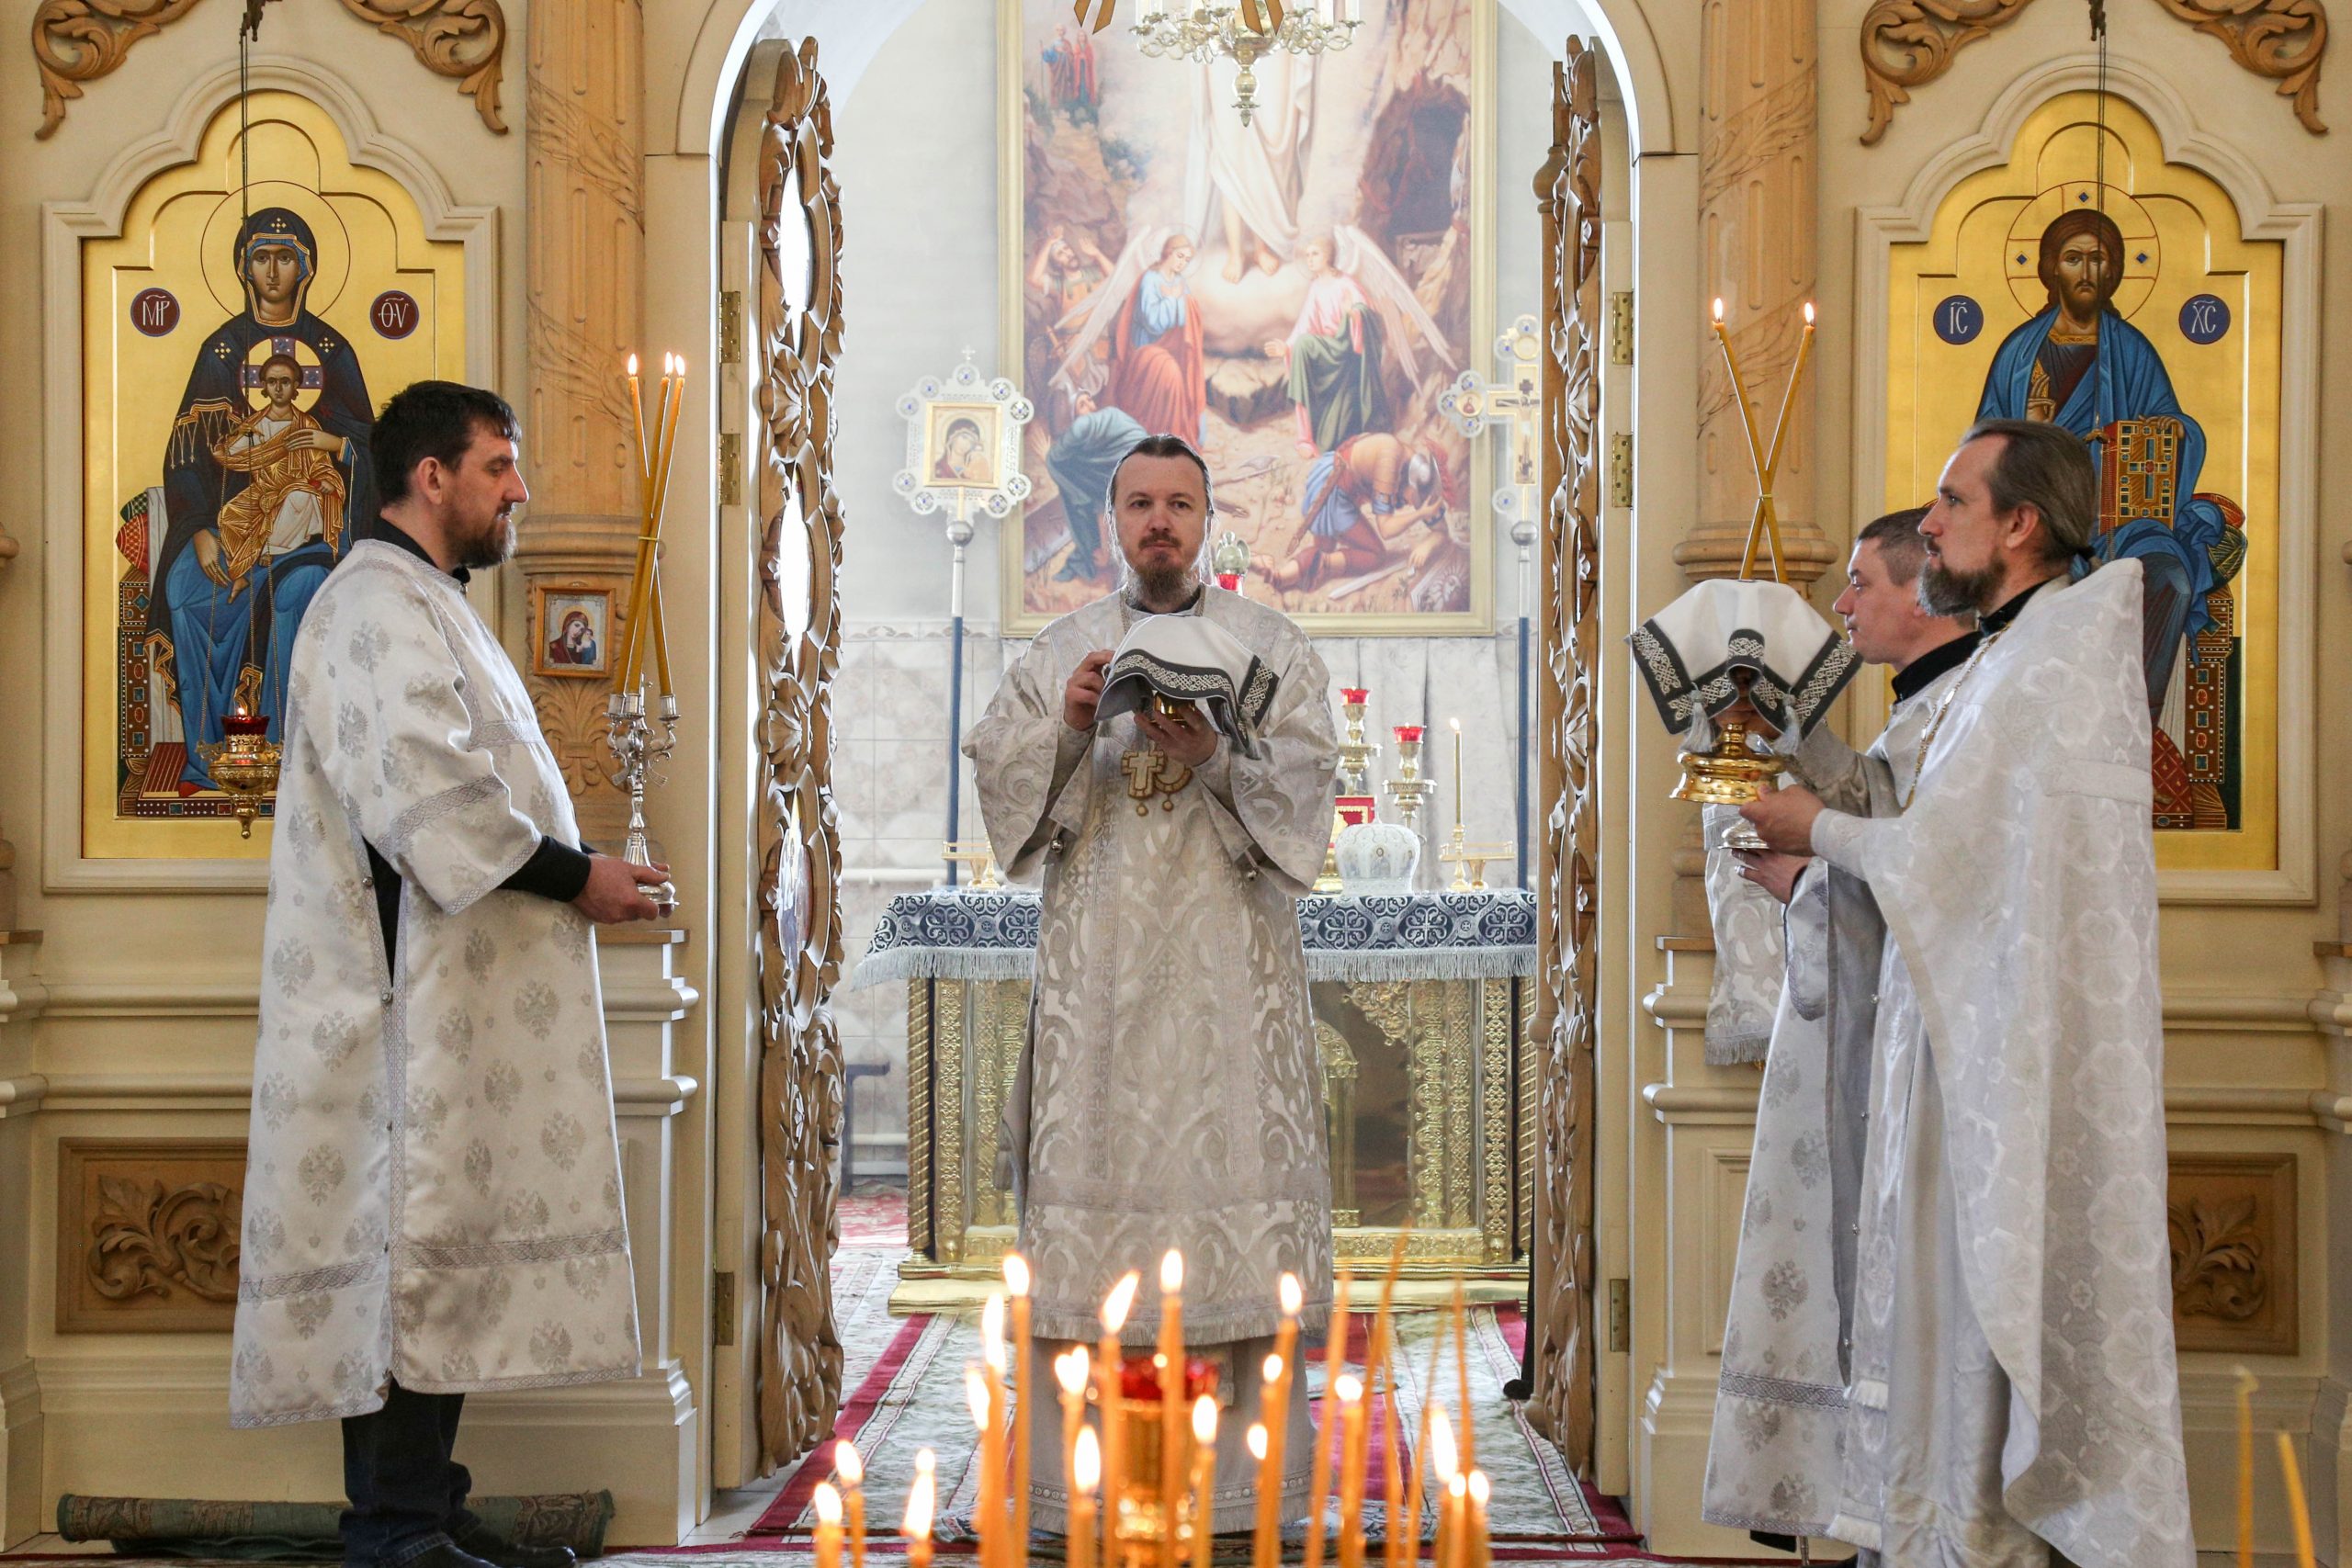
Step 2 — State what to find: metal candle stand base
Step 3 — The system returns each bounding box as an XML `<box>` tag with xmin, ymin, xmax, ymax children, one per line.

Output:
<box><xmin>605</xmin><ymin>685</ymin><xmax>681</xmax><ymax>918</ymax></box>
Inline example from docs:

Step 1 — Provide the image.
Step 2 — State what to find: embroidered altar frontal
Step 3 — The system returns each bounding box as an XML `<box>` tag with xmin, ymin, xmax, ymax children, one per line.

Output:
<box><xmin>852</xmin><ymin>889</ymin><xmax>1536</xmax><ymax>1305</ymax></box>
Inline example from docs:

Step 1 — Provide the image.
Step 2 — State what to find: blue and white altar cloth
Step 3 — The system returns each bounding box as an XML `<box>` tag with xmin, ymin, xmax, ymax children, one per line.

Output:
<box><xmin>848</xmin><ymin>886</ymin><xmax>1537</xmax><ymax>988</ymax></box>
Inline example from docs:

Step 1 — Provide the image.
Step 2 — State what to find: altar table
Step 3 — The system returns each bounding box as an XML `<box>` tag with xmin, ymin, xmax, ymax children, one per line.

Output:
<box><xmin>849</xmin><ymin>887</ymin><xmax>1537</xmax><ymax>1305</ymax></box>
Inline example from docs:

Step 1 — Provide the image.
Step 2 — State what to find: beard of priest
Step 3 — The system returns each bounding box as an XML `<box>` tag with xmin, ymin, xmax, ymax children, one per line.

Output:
<box><xmin>963</xmin><ymin>434</ymin><xmax>1341</xmax><ymax>1535</ymax></box>
<box><xmin>1738</xmin><ymin>420</ymin><xmax>2193</xmax><ymax>1565</ymax></box>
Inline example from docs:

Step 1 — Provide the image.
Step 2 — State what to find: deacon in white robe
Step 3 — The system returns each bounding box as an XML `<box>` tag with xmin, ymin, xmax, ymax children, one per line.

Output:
<box><xmin>1701</xmin><ymin>510</ymin><xmax>1977</xmax><ymax>1544</ymax></box>
<box><xmin>1744</xmin><ymin>422</ymin><xmax>2190</xmax><ymax>1567</ymax></box>
<box><xmin>232</xmin><ymin>383</ymin><xmax>662</xmax><ymax>1532</ymax></box>
<box><xmin>965</xmin><ymin>435</ymin><xmax>1339</xmax><ymax>1532</ymax></box>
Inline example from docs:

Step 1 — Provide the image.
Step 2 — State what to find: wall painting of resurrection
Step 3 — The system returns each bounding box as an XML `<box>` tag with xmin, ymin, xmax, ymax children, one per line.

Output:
<box><xmin>1003</xmin><ymin>0</ymin><xmax>1490</xmax><ymax>634</ymax></box>
<box><xmin>83</xmin><ymin>91</ymin><xmax>465</xmax><ymax>861</ymax></box>
<box><xmin>1884</xmin><ymin>91</ymin><xmax>2280</xmax><ymax>874</ymax></box>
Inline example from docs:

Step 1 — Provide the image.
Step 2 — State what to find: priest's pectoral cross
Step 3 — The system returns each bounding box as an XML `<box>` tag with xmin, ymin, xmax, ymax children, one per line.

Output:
<box><xmin>1119</xmin><ymin>746</ymin><xmax>1193</xmax><ymax>815</ymax></box>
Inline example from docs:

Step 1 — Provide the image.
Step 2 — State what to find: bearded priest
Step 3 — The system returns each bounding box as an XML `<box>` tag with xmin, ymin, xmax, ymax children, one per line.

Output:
<box><xmin>965</xmin><ymin>434</ymin><xmax>1340</xmax><ymax>1533</ymax></box>
<box><xmin>1741</xmin><ymin>418</ymin><xmax>2190</xmax><ymax>1566</ymax></box>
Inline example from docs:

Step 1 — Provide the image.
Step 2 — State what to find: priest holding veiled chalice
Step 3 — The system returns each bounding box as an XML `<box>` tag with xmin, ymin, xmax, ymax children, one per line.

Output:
<box><xmin>965</xmin><ymin>434</ymin><xmax>1340</xmax><ymax>1536</ymax></box>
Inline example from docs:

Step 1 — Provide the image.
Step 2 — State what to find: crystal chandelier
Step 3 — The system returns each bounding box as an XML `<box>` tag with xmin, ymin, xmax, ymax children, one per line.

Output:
<box><xmin>1131</xmin><ymin>2</ymin><xmax>1362</xmax><ymax>126</ymax></box>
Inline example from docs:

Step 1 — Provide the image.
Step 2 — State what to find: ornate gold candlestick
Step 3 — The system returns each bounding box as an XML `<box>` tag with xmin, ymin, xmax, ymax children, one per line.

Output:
<box><xmin>1382</xmin><ymin>725</ymin><xmax>1432</xmax><ymax>833</ymax></box>
<box><xmin>1335</xmin><ymin>688</ymin><xmax>1378</xmax><ymax>796</ymax></box>
<box><xmin>196</xmin><ymin>714</ymin><xmax>281</xmax><ymax>840</ymax></box>
<box><xmin>943</xmin><ymin>841</ymin><xmax>1002</xmax><ymax>889</ymax></box>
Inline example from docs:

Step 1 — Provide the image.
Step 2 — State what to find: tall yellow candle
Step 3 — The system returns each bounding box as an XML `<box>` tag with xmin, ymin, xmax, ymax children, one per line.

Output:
<box><xmin>1157</xmin><ymin>1251</ymin><xmax>1186</xmax><ymax>1568</ymax></box>
<box><xmin>1465</xmin><ymin>1472</ymin><xmax>1490</xmax><ymax>1568</ymax></box>
<box><xmin>1098</xmin><ymin>1272</ymin><xmax>1140</xmax><ymax>1568</ymax></box>
<box><xmin>1071</xmin><ymin>1427</ymin><xmax>1101</xmax><ymax>1568</ymax></box>
<box><xmin>967</xmin><ymin>1365</ymin><xmax>1001</xmax><ymax>1568</ymax></box>
<box><xmin>903</xmin><ymin>1450</ymin><xmax>936</xmax><ymax>1568</ymax></box>
<box><xmin>1334</xmin><ymin>1375</ymin><xmax>1367</xmax><ymax>1568</ymax></box>
<box><xmin>1005</xmin><ymin>1257</ymin><xmax>1035</xmax><ymax>1562</ymax></box>
<box><xmin>836</xmin><ymin>1440</ymin><xmax>867</xmax><ymax>1568</ymax></box>
<box><xmin>2236</xmin><ymin>1366</ymin><xmax>2257</xmax><ymax>1568</ymax></box>
<box><xmin>1442</xmin><ymin>1475</ymin><xmax>1469</xmax><ymax>1568</ymax></box>
<box><xmin>1368</xmin><ymin>1236</ymin><xmax>1407</xmax><ymax>1568</ymax></box>
<box><xmin>2278</xmin><ymin>1431</ymin><xmax>2317</xmax><ymax>1568</ymax></box>
<box><xmin>1451</xmin><ymin>1278</ymin><xmax>1475</xmax><ymax>1476</ymax></box>
<box><xmin>1449</xmin><ymin>718</ymin><xmax>1464</xmax><ymax>831</ymax></box>
<box><xmin>645</xmin><ymin>355</ymin><xmax>686</xmax><ymax>692</ymax></box>
<box><xmin>1421</xmin><ymin>1404</ymin><xmax>1456</xmax><ymax>1568</ymax></box>
<box><xmin>1246</xmin><ymin>1420</ymin><xmax>1274</xmax><ymax>1568</ymax></box>
<box><xmin>984</xmin><ymin>1292</ymin><xmax>1011</xmax><ymax>1568</ymax></box>
<box><xmin>813</xmin><ymin>1483</ymin><xmax>843</xmax><ymax>1568</ymax></box>
<box><xmin>1302</xmin><ymin>1262</ymin><xmax>1351</xmax><ymax>1568</ymax></box>
<box><xmin>1057</xmin><ymin>1347</ymin><xmax>1091</xmax><ymax>1541</ymax></box>
<box><xmin>1187</xmin><ymin>1395</ymin><xmax>1218</xmax><ymax>1568</ymax></box>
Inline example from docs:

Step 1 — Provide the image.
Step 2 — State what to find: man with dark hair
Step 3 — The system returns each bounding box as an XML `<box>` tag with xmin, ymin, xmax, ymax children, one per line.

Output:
<box><xmin>1698</xmin><ymin>504</ymin><xmax>1975</xmax><ymax>1550</ymax></box>
<box><xmin>1741</xmin><ymin>425</ymin><xmax>2191</xmax><ymax>1564</ymax></box>
<box><xmin>232</xmin><ymin>380</ymin><xmax>668</xmax><ymax>1568</ymax></box>
<box><xmin>965</xmin><ymin>434</ymin><xmax>1338</xmax><ymax>1538</ymax></box>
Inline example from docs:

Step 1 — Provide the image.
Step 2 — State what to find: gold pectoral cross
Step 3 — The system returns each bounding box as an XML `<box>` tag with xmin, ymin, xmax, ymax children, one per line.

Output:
<box><xmin>1119</xmin><ymin>745</ymin><xmax>1193</xmax><ymax>815</ymax></box>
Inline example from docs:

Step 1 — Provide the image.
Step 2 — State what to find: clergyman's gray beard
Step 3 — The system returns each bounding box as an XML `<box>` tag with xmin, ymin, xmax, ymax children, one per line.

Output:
<box><xmin>1918</xmin><ymin>556</ymin><xmax>2000</xmax><ymax>617</ymax></box>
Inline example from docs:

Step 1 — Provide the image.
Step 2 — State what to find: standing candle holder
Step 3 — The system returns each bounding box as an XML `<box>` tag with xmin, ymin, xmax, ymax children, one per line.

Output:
<box><xmin>605</xmin><ymin>685</ymin><xmax>680</xmax><ymax>918</ymax></box>
<box><xmin>1334</xmin><ymin>688</ymin><xmax>1378</xmax><ymax>797</ymax></box>
<box><xmin>1383</xmin><ymin>725</ymin><xmax>1432</xmax><ymax>833</ymax></box>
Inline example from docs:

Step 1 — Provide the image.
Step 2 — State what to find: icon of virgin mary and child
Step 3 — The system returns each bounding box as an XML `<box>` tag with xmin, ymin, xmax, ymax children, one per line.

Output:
<box><xmin>146</xmin><ymin>207</ymin><xmax>376</xmax><ymax>795</ymax></box>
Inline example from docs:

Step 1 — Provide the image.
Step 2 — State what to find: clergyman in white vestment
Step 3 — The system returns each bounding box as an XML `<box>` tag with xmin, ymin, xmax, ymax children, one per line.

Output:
<box><xmin>232</xmin><ymin>382</ymin><xmax>668</xmax><ymax>1568</ymax></box>
<box><xmin>966</xmin><ymin>435</ymin><xmax>1340</xmax><ymax>1533</ymax></box>
<box><xmin>1745</xmin><ymin>420</ymin><xmax>2190</xmax><ymax>1567</ymax></box>
<box><xmin>1699</xmin><ymin>507</ymin><xmax>1978</xmax><ymax>1546</ymax></box>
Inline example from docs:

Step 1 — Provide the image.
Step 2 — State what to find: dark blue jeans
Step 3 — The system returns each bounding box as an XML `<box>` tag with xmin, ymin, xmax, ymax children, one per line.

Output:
<box><xmin>341</xmin><ymin>1380</ymin><xmax>479</xmax><ymax>1566</ymax></box>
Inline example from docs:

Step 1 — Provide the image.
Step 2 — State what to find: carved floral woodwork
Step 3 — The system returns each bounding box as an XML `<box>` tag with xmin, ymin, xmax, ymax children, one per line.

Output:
<box><xmin>57</xmin><ymin>1139</ymin><xmax>245</xmax><ymax>1333</ymax></box>
<box><xmin>2151</xmin><ymin>0</ymin><xmax>2329</xmax><ymax>132</ymax></box>
<box><xmin>2166</xmin><ymin>1153</ymin><xmax>2298</xmax><ymax>1355</ymax></box>
<box><xmin>752</xmin><ymin>37</ymin><xmax>849</xmax><ymax>1475</ymax></box>
<box><xmin>1858</xmin><ymin>0</ymin><xmax>2041</xmax><ymax>146</ymax></box>
<box><xmin>1526</xmin><ymin>38</ymin><xmax>1602</xmax><ymax>1474</ymax></box>
<box><xmin>31</xmin><ymin>0</ymin><xmax>509</xmax><ymax>140</ymax></box>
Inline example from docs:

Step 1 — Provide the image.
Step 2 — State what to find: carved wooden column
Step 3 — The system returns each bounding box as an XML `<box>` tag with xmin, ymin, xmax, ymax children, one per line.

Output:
<box><xmin>1527</xmin><ymin>39</ymin><xmax>1602</xmax><ymax>1476</ymax></box>
<box><xmin>519</xmin><ymin>0</ymin><xmax>644</xmax><ymax>841</ymax></box>
<box><xmin>1679</xmin><ymin>0</ymin><xmax>1835</xmax><ymax>587</ymax></box>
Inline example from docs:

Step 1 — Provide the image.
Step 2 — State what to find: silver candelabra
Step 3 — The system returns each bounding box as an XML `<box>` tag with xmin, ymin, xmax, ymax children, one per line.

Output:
<box><xmin>605</xmin><ymin>683</ymin><xmax>680</xmax><ymax>918</ymax></box>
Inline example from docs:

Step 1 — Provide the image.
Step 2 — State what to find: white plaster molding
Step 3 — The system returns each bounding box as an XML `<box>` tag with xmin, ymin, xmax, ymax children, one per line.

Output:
<box><xmin>1643</xmin><ymin>1079</ymin><xmax>2346</xmax><ymax>1132</ymax></box>
<box><xmin>41</xmin><ymin>55</ymin><xmax>502</xmax><ymax>896</ymax></box>
<box><xmin>0</xmin><ymin>1077</ymin><xmax>47</xmax><ymax>1122</ymax></box>
<box><xmin>3</xmin><ymin>1072</ymin><xmax>696</xmax><ymax>1118</ymax></box>
<box><xmin>1847</xmin><ymin>51</ymin><xmax>2321</xmax><ymax>905</ymax></box>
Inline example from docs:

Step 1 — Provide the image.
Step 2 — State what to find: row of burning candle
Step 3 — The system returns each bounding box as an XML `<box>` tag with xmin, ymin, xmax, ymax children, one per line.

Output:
<box><xmin>806</xmin><ymin>1247</ymin><xmax>1492</xmax><ymax>1568</ymax></box>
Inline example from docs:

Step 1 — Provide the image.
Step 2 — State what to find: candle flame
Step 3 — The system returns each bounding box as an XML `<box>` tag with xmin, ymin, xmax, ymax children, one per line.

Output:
<box><xmin>982</xmin><ymin>1291</ymin><xmax>1007</xmax><ymax>1370</ymax></box>
<box><xmin>1450</xmin><ymin>716</ymin><xmax>1461</xmax><ymax>733</ymax></box>
<box><xmin>835</xmin><ymin>1440</ymin><xmax>864</xmax><ymax>1485</ymax></box>
<box><xmin>1467</xmin><ymin>1471</ymin><xmax>1489</xmax><ymax>1506</ymax></box>
<box><xmin>1263</xmin><ymin>1353</ymin><xmax>1283</xmax><ymax>1384</ymax></box>
<box><xmin>1003</xmin><ymin>1253</ymin><xmax>1031</xmax><ymax>1297</ymax></box>
<box><xmin>1246</xmin><ymin>1423</ymin><xmax>1268</xmax><ymax>1461</ymax></box>
<box><xmin>903</xmin><ymin>1455</ymin><xmax>935</xmax><ymax>1537</ymax></box>
<box><xmin>1279</xmin><ymin>1272</ymin><xmax>1303</xmax><ymax>1315</ymax></box>
<box><xmin>1803</xmin><ymin>300</ymin><xmax>1816</xmax><ymax>325</ymax></box>
<box><xmin>1103</xmin><ymin>1270</ymin><xmax>1140</xmax><ymax>1331</ymax></box>
<box><xmin>1447</xmin><ymin>1473</ymin><xmax>1469</xmax><ymax>1500</ymax></box>
<box><xmin>627</xmin><ymin>352</ymin><xmax>639</xmax><ymax>377</ymax></box>
<box><xmin>674</xmin><ymin>354</ymin><xmax>687</xmax><ymax>377</ymax></box>
<box><xmin>814</xmin><ymin>1483</ymin><xmax>842</xmax><ymax>1526</ymax></box>
<box><xmin>1712</xmin><ymin>297</ymin><xmax>1724</xmax><ymax>322</ymax></box>
<box><xmin>1074</xmin><ymin>1427</ymin><xmax>1102</xmax><ymax>1493</ymax></box>
<box><xmin>965</xmin><ymin>1366</ymin><xmax>990</xmax><ymax>1427</ymax></box>
<box><xmin>1160</xmin><ymin>1249</ymin><xmax>1184</xmax><ymax>1293</ymax></box>
<box><xmin>2235</xmin><ymin>1362</ymin><xmax>2259</xmax><ymax>1395</ymax></box>
<box><xmin>1192</xmin><ymin>1393</ymin><xmax>1219</xmax><ymax>1444</ymax></box>
<box><xmin>1334</xmin><ymin>1373</ymin><xmax>1363</xmax><ymax>1404</ymax></box>
<box><xmin>1429</xmin><ymin>1407</ymin><xmax>1457</xmax><ymax>1480</ymax></box>
<box><xmin>1056</xmin><ymin>1347</ymin><xmax>1091</xmax><ymax>1395</ymax></box>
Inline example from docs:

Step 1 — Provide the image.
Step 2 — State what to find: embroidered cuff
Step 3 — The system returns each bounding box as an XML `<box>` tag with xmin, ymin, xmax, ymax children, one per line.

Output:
<box><xmin>1810</xmin><ymin>809</ymin><xmax>1871</xmax><ymax>877</ymax></box>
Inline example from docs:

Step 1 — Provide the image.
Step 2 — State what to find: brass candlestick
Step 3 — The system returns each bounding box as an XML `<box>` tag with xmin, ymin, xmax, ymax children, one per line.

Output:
<box><xmin>1335</xmin><ymin>689</ymin><xmax>1378</xmax><ymax>797</ymax></box>
<box><xmin>605</xmin><ymin>682</ymin><xmax>680</xmax><ymax>918</ymax></box>
<box><xmin>1438</xmin><ymin>829</ymin><xmax>1512</xmax><ymax>892</ymax></box>
<box><xmin>1382</xmin><ymin>727</ymin><xmax>1432</xmax><ymax>834</ymax></box>
<box><xmin>943</xmin><ymin>841</ymin><xmax>1002</xmax><ymax>889</ymax></box>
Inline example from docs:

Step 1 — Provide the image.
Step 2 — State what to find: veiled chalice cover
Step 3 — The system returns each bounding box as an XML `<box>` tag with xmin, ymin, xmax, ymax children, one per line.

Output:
<box><xmin>1625</xmin><ymin>578</ymin><xmax>1859</xmax><ymax>744</ymax></box>
<box><xmin>1098</xmin><ymin>614</ymin><xmax>1280</xmax><ymax>760</ymax></box>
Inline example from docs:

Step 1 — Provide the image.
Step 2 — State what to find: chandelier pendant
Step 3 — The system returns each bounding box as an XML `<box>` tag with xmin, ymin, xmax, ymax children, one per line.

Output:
<box><xmin>1131</xmin><ymin>2</ymin><xmax>1363</xmax><ymax>126</ymax></box>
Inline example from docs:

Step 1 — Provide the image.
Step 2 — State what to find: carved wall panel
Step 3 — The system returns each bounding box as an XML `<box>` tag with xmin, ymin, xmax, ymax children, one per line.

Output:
<box><xmin>1857</xmin><ymin>0</ymin><xmax>2041</xmax><ymax>147</ymax></box>
<box><xmin>752</xmin><ymin>39</ymin><xmax>849</xmax><ymax>1476</ymax></box>
<box><xmin>56</xmin><ymin>1139</ymin><xmax>243</xmax><ymax>1334</ymax></box>
<box><xmin>2149</xmin><ymin>0</ymin><xmax>2328</xmax><ymax>134</ymax></box>
<box><xmin>2167</xmin><ymin>1152</ymin><xmax>2298</xmax><ymax>1355</ymax></box>
<box><xmin>1526</xmin><ymin>38</ymin><xmax>1601</xmax><ymax>1474</ymax></box>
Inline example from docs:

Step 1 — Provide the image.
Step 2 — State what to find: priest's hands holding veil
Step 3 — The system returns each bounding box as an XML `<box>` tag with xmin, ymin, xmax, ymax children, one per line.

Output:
<box><xmin>1063</xmin><ymin>648</ymin><xmax>1216</xmax><ymax>766</ymax></box>
<box><xmin>574</xmin><ymin>853</ymin><xmax>670</xmax><ymax>923</ymax></box>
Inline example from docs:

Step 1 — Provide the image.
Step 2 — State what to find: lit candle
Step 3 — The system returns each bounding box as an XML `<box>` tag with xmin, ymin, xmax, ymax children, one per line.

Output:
<box><xmin>983</xmin><ymin>1292</ymin><xmax>1010</xmax><ymax>1568</ymax></box>
<box><xmin>1005</xmin><ymin>1257</ymin><xmax>1035</xmax><ymax>1560</ymax></box>
<box><xmin>1057</xmin><ymin>1347</ymin><xmax>1091</xmax><ymax>1551</ymax></box>
<box><xmin>1099</xmin><ymin>1272</ymin><xmax>1140</xmax><ymax>1568</ymax></box>
<box><xmin>1420</xmin><ymin>1404</ymin><xmax>1456</xmax><ymax>1568</ymax></box>
<box><xmin>1402</xmin><ymin>1332</ymin><xmax>1446</xmax><ymax>1566</ymax></box>
<box><xmin>837</xmin><ymin>1440</ymin><xmax>867</xmax><ymax>1568</ymax></box>
<box><xmin>1247</xmin><ymin>1419</ymin><xmax>1274</xmax><ymax>1568</ymax></box>
<box><xmin>1302</xmin><ymin>1262</ymin><xmax>1351</xmax><ymax>1568</ymax></box>
<box><xmin>2279</xmin><ymin>1432</ymin><xmax>2317</xmax><ymax>1568</ymax></box>
<box><xmin>1157</xmin><ymin>1251</ymin><xmax>1185</xmax><ymax>1568</ymax></box>
<box><xmin>1071</xmin><ymin>1427</ymin><xmax>1101</xmax><ymax>1568</ymax></box>
<box><xmin>2236</xmin><ymin>1366</ymin><xmax>2256</xmax><ymax>1568</ymax></box>
<box><xmin>1188</xmin><ymin>1395</ymin><xmax>1219</xmax><ymax>1568</ymax></box>
<box><xmin>1450</xmin><ymin>717</ymin><xmax>1464</xmax><ymax>831</ymax></box>
<box><xmin>1334</xmin><ymin>1374</ymin><xmax>1367</xmax><ymax>1568</ymax></box>
<box><xmin>1708</xmin><ymin>299</ymin><xmax>1769</xmax><ymax>491</ymax></box>
<box><xmin>903</xmin><ymin>1450</ymin><xmax>936</xmax><ymax>1568</ymax></box>
<box><xmin>649</xmin><ymin>354</ymin><xmax>686</xmax><ymax>695</ymax></box>
<box><xmin>814</xmin><ymin>1483</ymin><xmax>843</xmax><ymax>1568</ymax></box>
<box><xmin>1442</xmin><ymin>1474</ymin><xmax>1469</xmax><ymax>1568</ymax></box>
<box><xmin>1369</xmin><ymin>1236</ymin><xmax>1408</xmax><ymax>1568</ymax></box>
<box><xmin>967</xmin><ymin>1365</ymin><xmax>997</xmax><ymax>1568</ymax></box>
<box><xmin>1465</xmin><ymin>1472</ymin><xmax>1490</xmax><ymax>1568</ymax></box>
